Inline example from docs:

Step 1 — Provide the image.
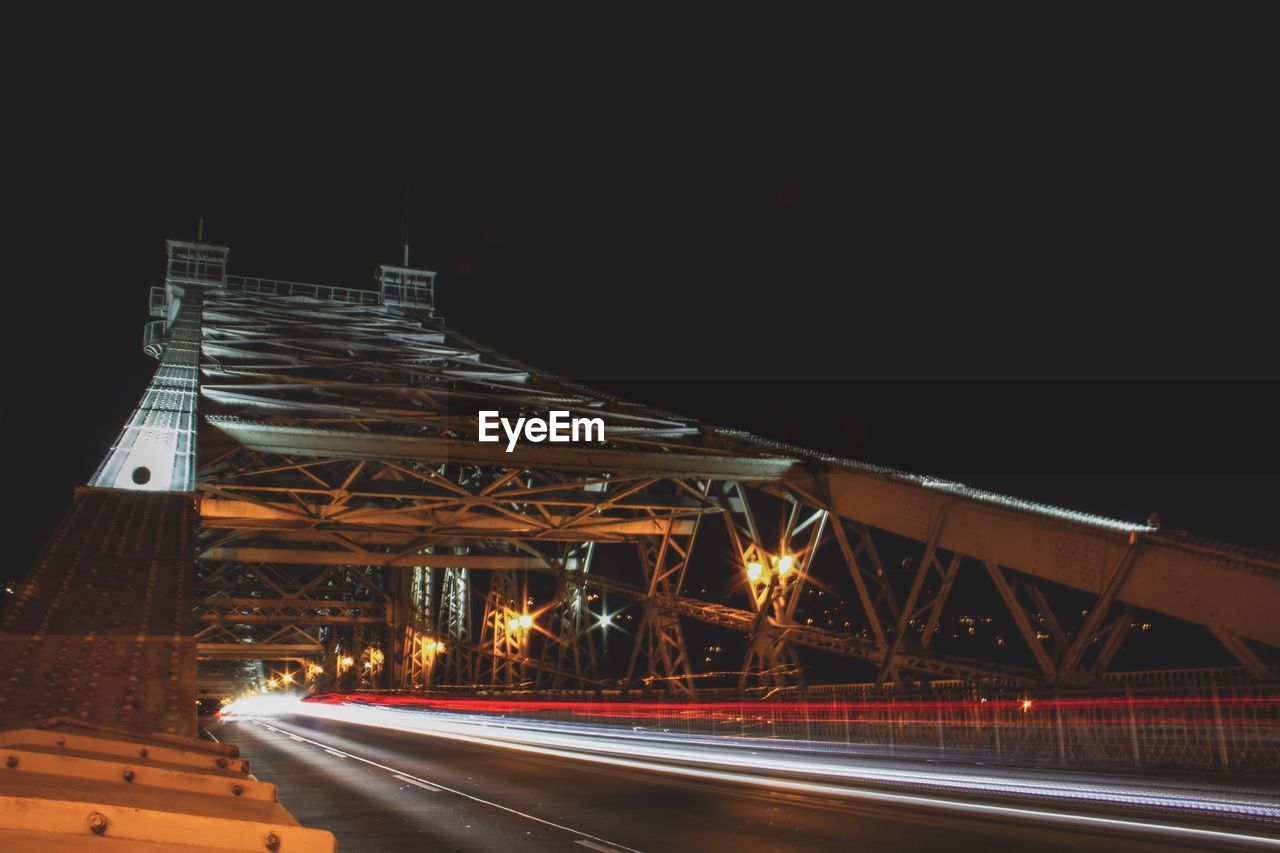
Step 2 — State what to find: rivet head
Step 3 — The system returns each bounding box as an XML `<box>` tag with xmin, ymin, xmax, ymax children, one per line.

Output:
<box><xmin>121</xmin><ymin>768</ymin><xmax>135</xmax><ymax>782</ymax></box>
<box><xmin>4</xmin><ymin>756</ymin><xmax>17</xmax><ymax>768</ymax></box>
<box><xmin>264</xmin><ymin>831</ymin><xmax>282</xmax><ymax>851</ymax></box>
<box><xmin>216</xmin><ymin>757</ymin><xmax>229</xmax><ymax>769</ymax></box>
<box><xmin>231</xmin><ymin>783</ymin><xmax>244</xmax><ymax>796</ymax></box>
<box><xmin>88</xmin><ymin>812</ymin><xmax>108</xmax><ymax>835</ymax></box>
<box><xmin>139</xmin><ymin>747</ymin><xmax>149</xmax><ymax>758</ymax></box>
<box><xmin>55</xmin><ymin>737</ymin><xmax>66</xmax><ymax>747</ymax></box>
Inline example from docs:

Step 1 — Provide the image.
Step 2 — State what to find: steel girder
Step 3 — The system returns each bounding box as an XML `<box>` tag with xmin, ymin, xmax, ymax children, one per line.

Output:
<box><xmin>720</xmin><ymin>481</ymin><xmax>826</xmax><ymax>689</ymax></box>
<box><xmin>534</xmin><ymin>542</ymin><xmax>600</xmax><ymax>690</ymax></box>
<box><xmin>392</xmin><ymin>564</ymin><xmax>434</xmax><ymax>690</ymax></box>
<box><xmin>623</xmin><ymin>506</ymin><xmax>706</xmax><ymax>695</ymax></box>
<box><xmin>191</xmin><ymin>558</ymin><xmax>391</xmax><ymax>688</ymax></box>
<box><xmin>437</xmin><ymin>564</ymin><xmax>472</xmax><ymax>685</ymax></box>
<box><xmin>474</xmin><ymin>570</ymin><xmax>527</xmax><ymax>686</ymax></box>
<box><xmin>572</xmin><ymin>560</ymin><xmax>1038</xmax><ymax>686</ymax></box>
<box><xmin>98</xmin><ymin>244</ymin><xmax>1272</xmax><ymax>697</ymax></box>
<box><xmin>810</xmin><ymin>469</ymin><xmax>1280</xmax><ymax>651</ymax></box>
<box><xmin>209</xmin><ymin>419</ymin><xmax>798</xmax><ymax>480</ymax></box>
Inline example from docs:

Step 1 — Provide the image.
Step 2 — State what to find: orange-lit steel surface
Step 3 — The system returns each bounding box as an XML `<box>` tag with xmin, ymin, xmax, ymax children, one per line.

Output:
<box><xmin>0</xmin><ymin>717</ymin><xmax>334</xmax><ymax>851</ymax></box>
<box><xmin>0</xmin><ymin>489</ymin><xmax>197</xmax><ymax>736</ymax></box>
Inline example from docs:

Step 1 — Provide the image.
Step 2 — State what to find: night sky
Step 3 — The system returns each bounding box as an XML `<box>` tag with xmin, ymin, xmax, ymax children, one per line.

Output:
<box><xmin>7</xmin><ymin>20</ymin><xmax>1277</xmax><ymax>582</ymax></box>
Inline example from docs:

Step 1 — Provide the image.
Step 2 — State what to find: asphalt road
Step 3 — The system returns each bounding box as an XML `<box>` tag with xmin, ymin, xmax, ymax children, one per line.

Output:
<box><xmin>209</xmin><ymin>714</ymin><xmax>1274</xmax><ymax>852</ymax></box>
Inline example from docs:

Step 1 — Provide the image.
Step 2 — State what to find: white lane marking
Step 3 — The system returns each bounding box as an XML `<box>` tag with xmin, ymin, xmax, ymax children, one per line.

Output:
<box><xmin>393</xmin><ymin>774</ymin><xmax>442</xmax><ymax>792</ymax></box>
<box><xmin>200</xmin><ymin>726</ymin><xmax>220</xmax><ymax>743</ymax></box>
<box><xmin>277</xmin><ymin>713</ymin><xmax>1280</xmax><ymax>851</ymax></box>
<box><xmin>323</xmin><ymin>749</ymin><xmax>345</xmax><ymax>759</ymax></box>
<box><xmin>398</xmin><ymin>715</ymin><xmax>1277</xmax><ymax>815</ymax></box>
<box><xmin>257</xmin><ymin>721</ymin><xmax>642</xmax><ymax>853</ymax></box>
<box><xmin>288</xmin><ymin>735</ymin><xmax>304</xmax><ymax>742</ymax></box>
<box><xmin>576</xmin><ymin>840</ymin><xmax>625</xmax><ymax>853</ymax></box>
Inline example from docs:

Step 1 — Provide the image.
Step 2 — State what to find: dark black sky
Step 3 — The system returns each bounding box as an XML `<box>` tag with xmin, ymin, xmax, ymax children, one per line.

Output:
<box><xmin>6</xmin><ymin>17</ymin><xmax>1278</xmax><ymax>574</ymax></box>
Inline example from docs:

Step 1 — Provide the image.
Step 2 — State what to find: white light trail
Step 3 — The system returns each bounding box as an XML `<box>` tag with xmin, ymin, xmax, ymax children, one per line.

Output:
<box><xmin>248</xmin><ymin>719</ymin><xmax>642</xmax><ymax>853</ymax></box>
<box><xmin>228</xmin><ymin>700</ymin><xmax>1280</xmax><ymax>849</ymax></box>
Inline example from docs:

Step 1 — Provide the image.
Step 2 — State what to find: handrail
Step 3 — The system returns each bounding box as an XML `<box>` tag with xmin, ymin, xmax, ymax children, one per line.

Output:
<box><xmin>149</xmin><ymin>286</ymin><xmax>168</xmax><ymax>318</ymax></box>
<box><xmin>226</xmin><ymin>275</ymin><xmax>379</xmax><ymax>305</ymax></box>
<box><xmin>142</xmin><ymin>320</ymin><xmax>166</xmax><ymax>358</ymax></box>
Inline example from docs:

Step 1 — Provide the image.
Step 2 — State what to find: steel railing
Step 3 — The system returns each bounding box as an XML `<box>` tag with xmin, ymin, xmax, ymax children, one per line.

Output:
<box><xmin>324</xmin><ymin>670</ymin><xmax>1280</xmax><ymax>777</ymax></box>
<box><xmin>224</xmin><ymin>275</ymin><xmax>379</xmax><ymax>305</ymax></box>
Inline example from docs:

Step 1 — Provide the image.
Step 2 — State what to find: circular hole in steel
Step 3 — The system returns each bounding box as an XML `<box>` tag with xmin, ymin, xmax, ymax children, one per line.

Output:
<box><xmin>131</xmin><ymin>467</ymin><xmax>151</xmax><ymax>485</ymax></box>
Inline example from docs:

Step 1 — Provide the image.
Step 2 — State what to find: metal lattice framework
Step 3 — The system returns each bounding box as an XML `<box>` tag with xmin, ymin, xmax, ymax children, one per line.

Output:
<box><xmin>92</xmin><ymin>240</ymin><xmax>1280</xmax><ymax>700</ymax></box>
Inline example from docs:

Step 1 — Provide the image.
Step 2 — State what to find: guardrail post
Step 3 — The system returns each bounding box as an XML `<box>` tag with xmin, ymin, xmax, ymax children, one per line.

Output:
<box><xmin>1125</xmin><ymin>684</ymin><xmax>1142</xmax><ymax>768</ymax></box>
<box><xmin>936</xmin><ymin>703</ymin><xmax>944</xmax><ymax>752</ymax></box>
<box><xmin>888</xmin><ymin>697</ymin><xmax>895</xmax><ymax>752</ymax></box>
<box><xmin>992</xmin><ymin>704</ymin><xmax>1002</xmax><ymax>757</ymax></box>
<box><xmin>1054</xmin><ymin>694</ymin><xmax>1066</xmax><ymax>763</ymax></box>
<box><xmin>1211</xmin><ymin>675</ymin><xmax>1230</xmax><ymax>768</ymax></box>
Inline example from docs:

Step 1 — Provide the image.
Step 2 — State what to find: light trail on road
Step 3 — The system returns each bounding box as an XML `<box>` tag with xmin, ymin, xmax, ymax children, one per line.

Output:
<box><xmin>222</xmin><ymin>695</ymin><xmax>1280</xmax><ymax>849</ymax></box>
<box><xmin>250</xmin><ymin>718</ymin><xmax>641</xmax><ymax>852</ymax></box>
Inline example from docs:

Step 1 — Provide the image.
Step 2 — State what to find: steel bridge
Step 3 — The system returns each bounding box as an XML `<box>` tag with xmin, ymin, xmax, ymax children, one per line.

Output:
<box><xmin>4</xmin><ymin>239</ymin><xmax>1278</xmax><ymax>735</ymax></box>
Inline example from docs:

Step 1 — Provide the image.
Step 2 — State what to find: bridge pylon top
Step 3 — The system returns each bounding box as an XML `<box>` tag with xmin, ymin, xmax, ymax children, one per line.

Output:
<box><xmin>166</xmin><ymin>240</ymin><xmax>230</xmax><ymax>283</ymax></box>
<box><xmin>376</xmin><ymin>264</ymin><xmax>437</xmax><ymax>314</ymax></box>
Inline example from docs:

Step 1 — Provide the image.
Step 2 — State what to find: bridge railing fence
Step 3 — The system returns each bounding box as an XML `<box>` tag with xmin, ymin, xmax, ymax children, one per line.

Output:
<box><xmin>336</xmin><ymin>668</ymin><xmax>1279</xmax><ymax>776</ymax></box>
<box><xmin>224</xmin><ymin>275</ymin><xmax>380</xmax><ymax>305</ymax></box>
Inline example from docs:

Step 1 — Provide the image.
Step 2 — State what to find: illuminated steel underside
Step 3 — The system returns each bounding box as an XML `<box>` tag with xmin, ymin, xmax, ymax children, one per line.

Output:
<box><xmin>64</xmin><ymin>240</ymin><xmax>1280</xmax><ymax>701</ymax></box>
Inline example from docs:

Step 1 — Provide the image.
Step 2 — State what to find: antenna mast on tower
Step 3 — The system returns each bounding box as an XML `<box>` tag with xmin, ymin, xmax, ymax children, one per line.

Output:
<box><xmin>402</xmin><ymin>184</ymin><xmax>410</xmax><ymax>266</ymax></box>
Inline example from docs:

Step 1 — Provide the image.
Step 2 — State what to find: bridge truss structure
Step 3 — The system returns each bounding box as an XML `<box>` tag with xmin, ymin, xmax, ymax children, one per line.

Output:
<box><xmin>8</xmin><ymin>240</ymin><xmax>1277</xmax><ymax>721</ymax></box>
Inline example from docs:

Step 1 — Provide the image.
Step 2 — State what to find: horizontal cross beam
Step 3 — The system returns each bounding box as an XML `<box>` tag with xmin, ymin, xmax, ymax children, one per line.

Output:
<box><xmin>196</xmin><ymin>643</ymin><xmax>323</xmax><ymax>659</ymax></box>
<box><xmin>208</xmin><ymin>417</ymin><xmax>797</xmax><ymax>480</ymax></box>
<box><xmin>197</xmin><ymin>547</ymin><xmax>551</xmax><ymax>570</ymax></box>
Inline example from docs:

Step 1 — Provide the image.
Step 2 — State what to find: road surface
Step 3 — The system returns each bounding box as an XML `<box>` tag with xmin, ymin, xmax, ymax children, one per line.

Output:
<box><xmin>210</xmin><ymin>711</ymin><xmax>1277</xmax><ymax>852</ymax></box>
